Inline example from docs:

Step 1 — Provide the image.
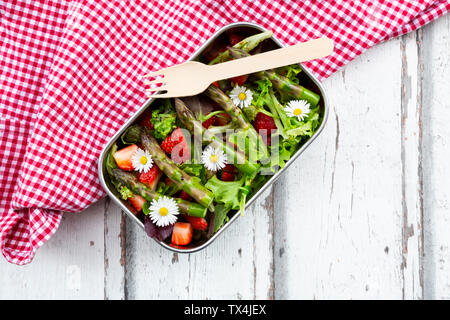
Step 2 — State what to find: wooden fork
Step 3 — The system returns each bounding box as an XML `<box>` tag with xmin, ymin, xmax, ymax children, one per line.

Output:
<box><xmin>143</xmin><ymin>37</ymin><xmax>333</xmax><ymax>98</ymax></box>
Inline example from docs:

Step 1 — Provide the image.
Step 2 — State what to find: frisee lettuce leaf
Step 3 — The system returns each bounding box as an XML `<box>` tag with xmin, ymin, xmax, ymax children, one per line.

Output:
<box><xmin>119</xmin><ymin>185</ymin><xmax>133</xmax><ymax>200</ymax></box>
<box><xmin>150</xmin><ymin>99</ymin><xmax>177</xmax><ymax>140</ymax></box>
<box><xmin>205</xmin><ymin>175</ymin><xmax>244</xmax><ymax>210</ymax></box>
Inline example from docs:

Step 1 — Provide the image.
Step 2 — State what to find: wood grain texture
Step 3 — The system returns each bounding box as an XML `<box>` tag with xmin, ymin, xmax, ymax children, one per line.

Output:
<box><xmin>422</xmin><ymin>15</ymin><xmax>450</xmax><ymax>300</ymax></box>
<box><xmin>124</xmin><ymin>187</ymin><xmax>274</xmax><ymax>300</ymax></box>
<box><xmin>103</xmin><ymin>197</ymin><xmax>126</xmax><ymax>299</ymax></box>
<box><xmin>400</xmin><ymin>31</ymin><xmax>424</xmax><ymax>299</ymax></box>
<box><xmin>0</xmin><ymin>200</ymin><xmax>106</xmax><ymax>299</ymax></box>
<box><xmin>274</xmin><ymin>39</ymin><xmax>407</xmax><ymax>299</ymax></box>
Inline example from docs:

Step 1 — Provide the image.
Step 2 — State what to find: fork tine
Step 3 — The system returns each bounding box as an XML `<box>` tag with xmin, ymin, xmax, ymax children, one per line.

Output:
<box><xmin>145</xmin><ymin>85</ymin><xmax>166</xmax><ymax>93</ymax></box>
<box><xmin>144</xmin><ymin>79</ymin><xmax>165</xmax><ymax>86</ymax></box>
<box><xmin>146</xmin><ymin>92</ymin><xmax>170</xmax><ymax>99</ymax></box>
<box><xmin>142</xmin><ymin>72</ymin><xmax>164</xmax><ymax>79</ymax></box>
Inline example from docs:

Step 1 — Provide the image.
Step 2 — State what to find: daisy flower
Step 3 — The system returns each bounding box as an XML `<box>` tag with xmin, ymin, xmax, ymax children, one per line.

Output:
<box><xmin>131</xmin><ymin>148</ymin><xmax>153</xmax><ymax>173</ymax></box>
<box><xmin>149</xmin><ymin>196</ymin><xmax>179</xmax><ymax>227</ymax></box>
<box><xmin>201</xmin><ymin>145</ymin><xmax>227</xmax><ymax>172</ymax></box>
<box><xmin>284</xmin><ymin>99</ymin><xmax>311</xmax><ymax>121</ymax></box>
<box><xmin>229</xmin><ymin>85</ymin><xmax>253</xmax><ymax>109</ymax></box>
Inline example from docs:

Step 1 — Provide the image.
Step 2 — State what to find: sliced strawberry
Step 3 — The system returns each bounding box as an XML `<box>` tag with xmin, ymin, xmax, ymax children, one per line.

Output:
<box><xmin>179</xmin><ymin>191</ymin><xmax>192</xmax><ymax>201</ymax></box>
<box><xmin>171</xmin><ymin>222</ymin><xmax>193</xmax><ymax>246</ymax></box>
<box><xmin>160</xmin><ymin>127</ymin><xmax>190</xmax><ymax>164</ymax></box>
<box><xmin>128</xmin><ymin>195</ymin><xmax>146</xmax><ymax>213</ymax></box>
<box><xmin>228</xmin><ymin>32</ymin><xmax>245</xmax><ymax>46</ymax></box>
<box><xmin>202</xmin><ymin>114</ymin><xmax>217</xmax><ymax>129</ymax></box>
<box><xmin>215</xmin><ymin>112</ymin><xmax>231</xmax><ymax>126</ymax></box>
<box><xmin>184</xmin><ymin>216</ymin><xmax>208</xmax><ymax>231</ymax></box>
<box><xmin>140</xmin><ymin>111</ymin><xmax>154</xmax><ymax>130</ymax></box>
<box><xmin>253</xmin><ymin>112</ymin><xmax>277</xmax><ymax>145</ymax></box>
<box><xmin>113</xmin><ymin>144</ymin><xmax>138</xmax><ymax>171</ymax></box>
<box><xmin>231</xmin><ymin>74</ymin><xmax>248</xmax><ymax>86</ymax></box>
<box><xmin>221</xmin><ymin>171</ymin><xmax>235</xmax><ymax>181</ymax></box>
<box><xmin>138</xmin><ymin>165</ymin><xmax>162</xmax><ymax>190</ymax></box>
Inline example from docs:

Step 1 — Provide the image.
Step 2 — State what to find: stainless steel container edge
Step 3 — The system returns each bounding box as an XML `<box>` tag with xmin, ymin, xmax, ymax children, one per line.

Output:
<box><xmin>98</xmin><ymin>22</ymin><xmax>329</xmax><ymax>253</ymax></box>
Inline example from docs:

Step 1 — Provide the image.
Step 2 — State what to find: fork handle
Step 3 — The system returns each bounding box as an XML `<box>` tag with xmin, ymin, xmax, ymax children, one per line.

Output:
<box><xmin>208</xmin><ymin>37</ymin><xmax>334</xmax><ymax>81</ymax></box>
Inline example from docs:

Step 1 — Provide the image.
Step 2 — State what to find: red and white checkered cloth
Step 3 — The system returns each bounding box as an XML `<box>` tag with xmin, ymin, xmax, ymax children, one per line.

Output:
<box><xmin>1</xmin><ymin>0</ymin><xmax>449</xmax><ymax>265</ymax></box>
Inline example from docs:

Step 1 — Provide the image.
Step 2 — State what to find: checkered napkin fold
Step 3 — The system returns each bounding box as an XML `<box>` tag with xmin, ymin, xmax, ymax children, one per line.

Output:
<box><xmin>1</xmin><ymin>0</ymin><xmax>449</xmax><ymax>265</ymax></box>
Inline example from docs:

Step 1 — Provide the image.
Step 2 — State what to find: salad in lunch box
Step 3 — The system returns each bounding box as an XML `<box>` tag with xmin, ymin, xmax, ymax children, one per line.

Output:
<box><xmin>104</xmin><ymin>30</ymin><xmax>323</xmax><ymax>248</ymax></box>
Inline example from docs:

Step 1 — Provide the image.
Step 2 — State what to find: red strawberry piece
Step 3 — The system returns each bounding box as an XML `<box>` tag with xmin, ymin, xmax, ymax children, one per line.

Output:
<box><xmin>223</xmin><ymin>164</ymin><xmax>237</xmax><ymax>173</ymax></box>
<box><xmin>212</xmin><ymin>81</ymin><xmax>220</xmax><ymax>88</ymax></box>
<box><xmin>184</xmin><ymin>216</ymin><xmax>208</xmax><ymax>231</ymax></box>
<box><xmin>138</xmin><ymin>165</ymin><xmax>162</xmax><ymax>190</ymax></box>
<box><xmin>231</xmin><ymin>74</ymin><xmax>248</xmax><ymax>86</ymax></box>
<box><xmin>179</xmin><ymin>191</ymin><xmax>192</xmax><ymax>201</ymax></box>
<box><xmin>221</xmin><ymin>171</ymin><xmax>235</xmax><ymax>181</ymax></box>
<box><xmin>160</xmin><ymin>127</ymin><xmax>191</xmax><ymax>164</ymax></box>
<box><xmin>202</xmin><ymin>114</ymin><xmax>218</xmax><ymax>129</ymax></box>
<box><xmin>113</xmin><ymin>144</ymin><xmax>138</xmax><ymax>171</ymax></box>
<box><xmin>140</xmin><ymin>111</ymin><xmax>154</xmax><ymax>130</ymax></box>
<box><xmin>164</xmin><ymin>177</ymin><xmax>174</xmax><ymax>186</ymax></box>
<box><xmin>171</xmin><ymin>222</ymin><xmax>193</xmax><ymax>246</ymax></box>
<box><xmin>215</xmin><ymin>112</ymin><xmax>231</xmax><ymax>126</ymax></box>
<box><xmin>253</xmin><ymin>112</ymin><xmax>277</xmax><ymax>145</ymax></box>
<box><xmin>228</xmin><ymin>32</ymin><xmax>245</xmax><ymax>46</ymax></box>
<box><xmin>128</xmin><ymin>195</ymin><xmax>146</xmax><ymax>213</ymax></box>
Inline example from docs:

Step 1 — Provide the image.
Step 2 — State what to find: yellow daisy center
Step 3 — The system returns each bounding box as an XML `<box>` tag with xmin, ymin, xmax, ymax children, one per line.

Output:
<box><xmin>210</xmin><ymin>154</ymin><xmax>219</xmax><ymax>163</ymax></box>
<box><xmin>159</xmin><ymin>207</ymin><xmax>168</xmax><ymax>216</ymax></box>
<box><xmin>238</xmin><ymin>92</ymin><xmax>247</xmax><ymax>101</ymax></box>
<box><xmin>293</xmin><ymin>108</ymin><xmax>302</xmax><ymax>116</ymax></box>
<box><xmin>140</xmin><ymin>156</ymin><xmax>147</xmax><ymax>165</ymax></box>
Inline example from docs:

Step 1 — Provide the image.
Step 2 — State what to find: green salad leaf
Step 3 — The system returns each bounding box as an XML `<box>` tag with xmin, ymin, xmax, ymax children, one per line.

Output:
<box><xmin>205</xmin><ymin>175</ymin><xmax>244</xmax><ymax>210</ymax></box>
<box><xmin>150</xmin><ymin>99</ymin><xmax>177</xmax><ymax>140</ymax></box>
<box><xmin>276</xmin><ymin>64</ymin><xmax>302</xmax><ymax>84</ymax></box>
<box><xmin>213</xmin><ymin>204</ymin><xmax>231</xmax><ymax>233</ymax></box>
<box><xmin>119</xmin><ymin>185</ymin><xmax>133</xmax><ymax>200</ymax></box>
<box><xmin>179</xmin><ymin>163</ymin><xmax>207</xmax><ymax>184</ymax></box>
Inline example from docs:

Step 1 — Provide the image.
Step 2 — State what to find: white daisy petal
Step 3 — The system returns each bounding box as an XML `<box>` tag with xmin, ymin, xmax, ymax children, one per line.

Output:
<box><xmin>229</xmin><ymin>85</ymin><xmax>253</xmax><ymax>109</ymax></box>
<box><xmin>201</xmin><ymin>145</ymin><xmax>227</xmax><ymax>172</ymax></box>
<box><xmin>284</xmin><ymin>99</ymin><xmax>311</xmax><ymax>121</ymax></box>
<box><xmin>149</xmin><ymin>196</ymin><xmax>179</xmax><ymax>227</ymax></box>
<box><xmin>131</xmin><ymin>148</ymin><xmax>153</xmax><ymax>173</ymax></box>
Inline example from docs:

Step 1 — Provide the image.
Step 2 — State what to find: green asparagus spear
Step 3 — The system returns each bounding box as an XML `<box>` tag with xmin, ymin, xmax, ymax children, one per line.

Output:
<box><xmin>227</xmin><ymin>47</ymin><xmax>320</xmax><ymax>106</ymax></box>
<box><xmin>140</xmin><ymin>129</ymin><xmax>214</xmax><ymax>209</ymax></box>
<box><xmin>205</xmin><ymin>85</ymin><xmax>269</xmax><ymax>162</ymax></box>
<box><xmin>208</xmin><ymin>31</ymin><xmax>273</xmax><ymax>65</ymax></box>
<box><xmin>112</xmin><ymin>169</ymin><xmax>207</xmax><ymax>218</ymax></box>
<box><xmin>175</xmin><ymin>98</ymin><xmax>260</xmax><ymax>175</ymax></box>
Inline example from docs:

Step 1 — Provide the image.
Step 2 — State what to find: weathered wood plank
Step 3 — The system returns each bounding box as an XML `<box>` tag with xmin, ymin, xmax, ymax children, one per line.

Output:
<box><xmin>422</xmin><ymin>15</ymin><xmax>450</xmax><ymax>300</ymax></box>
<box><xmin>274</xmin><ymin>39</ymin><xmax>407</xmax><ymax>299</ymax></box>
<box><xmin>124</xmin><ymin>187</ymin><xmax>274</xmax><ymax>300</ymax></box>
<box><xmin>103</xmin><ymin>197</ymin><xmax>126</xmax><ymax>300</ymax></box>
<box><xmin>400</xmin><ymin>31</ymin><xmax>424</xmax><ymax>299</ymax></box>
<box><xmin>0</xmin><ymin>200</ymin><xmax>106</xmax><ymax>299</ymax></box>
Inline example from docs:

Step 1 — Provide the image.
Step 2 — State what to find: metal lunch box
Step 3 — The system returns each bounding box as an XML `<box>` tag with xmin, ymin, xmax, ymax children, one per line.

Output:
<box><xmin>98</xmin><ymin>22</ymin><xmax>329</xmax><ymax>253</ymax></box>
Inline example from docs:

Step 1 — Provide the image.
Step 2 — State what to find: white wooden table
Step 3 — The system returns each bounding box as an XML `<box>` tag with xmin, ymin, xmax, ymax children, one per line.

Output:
<box><xmin>1</xmin><ymin>17</ymin><xmax>449</xmax><ymax>300</ymax></box>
